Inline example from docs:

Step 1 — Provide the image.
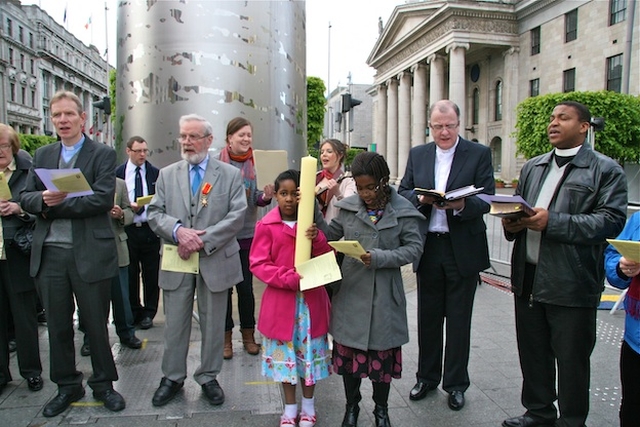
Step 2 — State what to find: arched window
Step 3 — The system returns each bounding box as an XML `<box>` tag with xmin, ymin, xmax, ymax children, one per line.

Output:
<box><xmin>495</xmin><ymin>81</ymin><xmax>503</xmax><ymax>121</ymax></box>
<box><xmin>490</xmin><ymin>136</ymin><xmax>502</xmax><ymax>173</ymax></box>
<box><xmin>472</xmin><ymin>88</ymin><xmax>479</xmax><ymax>125</ymax></box>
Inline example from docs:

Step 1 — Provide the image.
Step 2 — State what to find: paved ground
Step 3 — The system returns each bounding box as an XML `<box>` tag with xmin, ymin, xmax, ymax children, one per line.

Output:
<box><xmin>0</xmin><ymin>261</ymin><xmax>627</xmax><ymax>427</ymax></box>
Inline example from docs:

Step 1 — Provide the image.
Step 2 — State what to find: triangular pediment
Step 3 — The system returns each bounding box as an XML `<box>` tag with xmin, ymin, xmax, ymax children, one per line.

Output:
<box><xmin>368</xmin><ymin>1</ymin><xmax>445</xmax><ymax>66</ymax></box>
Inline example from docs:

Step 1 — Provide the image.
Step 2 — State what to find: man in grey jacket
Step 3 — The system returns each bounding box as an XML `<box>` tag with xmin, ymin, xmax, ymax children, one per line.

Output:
<box><xmin>502</xmin><ymin>101</ymin><xmax>627</xmax><ymax>427</ymax></box>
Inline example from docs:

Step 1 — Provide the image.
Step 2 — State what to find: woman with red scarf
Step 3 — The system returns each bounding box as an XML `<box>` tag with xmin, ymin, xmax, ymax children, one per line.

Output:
<box><xmin>315</xmin><ymin>139</ymin><xmax>356</xmax><ymax>223</ymax></box>
<box><xmin>605</xmin><ymin>211</ymin><xmax>640</xmax><ymax>427</ymax></box>
<box><xmin>216</xmin><ymin>117</ymin><xmax>274</xmax><ymax>359</ymax></box>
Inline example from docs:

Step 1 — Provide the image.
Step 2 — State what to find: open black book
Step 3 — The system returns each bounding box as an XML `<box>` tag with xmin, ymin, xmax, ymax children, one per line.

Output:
<box><xmin>414</xmin><ymin>185</ymin><xmax>484</xmax><ymax>203</ymax></box>
<box><xmin>476</xmin><ymin>194</ymin><xmax>535</xmax><ymax>219</ymax></box>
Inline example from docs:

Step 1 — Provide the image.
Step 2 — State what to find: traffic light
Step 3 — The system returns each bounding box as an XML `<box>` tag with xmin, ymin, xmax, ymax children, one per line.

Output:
<box><xmin>93</xmin><ymin>96</ymin><xmax>111</xmax><ymax>115</ymax></box>
<box><xmin>341</xmin><ymin>93</ymin><xmax>362</xmax><ymax>113</ymax></box>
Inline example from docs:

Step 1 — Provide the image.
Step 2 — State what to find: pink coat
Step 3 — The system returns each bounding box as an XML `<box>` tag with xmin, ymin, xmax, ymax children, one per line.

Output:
<box><xmin>250</xmin><ymin>207</ymin><xmax>332</xmax><ymax>342</ymax></box>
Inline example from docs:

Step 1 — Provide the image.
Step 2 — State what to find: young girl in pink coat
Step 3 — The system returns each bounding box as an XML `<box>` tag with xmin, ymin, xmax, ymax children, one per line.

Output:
<box><xmin>249</xmin><ymin>169</ymin><xmax>333</xmax><ymax>427</ymax></box>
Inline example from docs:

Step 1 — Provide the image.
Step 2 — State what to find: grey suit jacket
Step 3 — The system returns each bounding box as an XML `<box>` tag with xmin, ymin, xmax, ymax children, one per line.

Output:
<box><xmin>20</xmin><ymin>136</ymin><xmax>118</xmax><ymax>282</ymax></box>
<box><xmin>112</xmin><ymin>177</ymin><xmax>134</xmax><ymax>267</ymax></box>
<box><xmin>147</xmin><ymin>157</ymin><xmax>247</xmax><ymax>292</ymax></box>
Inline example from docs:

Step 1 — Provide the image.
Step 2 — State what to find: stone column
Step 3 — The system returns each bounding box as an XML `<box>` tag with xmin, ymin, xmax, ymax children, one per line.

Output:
<box><xmin>375</xmin><ymin>83</ymin><xmax>387</xmax><ymax>156</ymax></box>
<box><xmin>428</xmin><ymin>53</ymin><xmax>445</xmax><ymax>107</ymax></box>
<box><xmin>501</xmin><ymin>47</ymin><xmax>520</xmax><ymax>180</ymax></box>
<box><xmin>446</xmin><ymin>42</ymin><xmax>469</xmax><ymax>129</ymax></box>
<box><xmin>397</xmin><ymin>71</ymin><xmax>411</xmax><ymax>184</ymax></box>
<box><xmin>411</xmin><ymin>63</ymin><xmax>427</xmax><ymax>148</ymax></box>
<box><xmin>385</xmin><ymin>78</ymin><xmax>398</xmax><ymax>183</ymax></box>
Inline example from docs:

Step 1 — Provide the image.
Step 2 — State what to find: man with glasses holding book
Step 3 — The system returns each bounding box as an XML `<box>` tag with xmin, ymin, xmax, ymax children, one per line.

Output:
<box><xmin>399</xmin><ymin>99</ymin><xmax>495</xmax><ymax>411</ymax></box>
<box><xmin>116</xmin><ymin>136</ymin><xmax>160</xmax><ymax>331</ymax></box>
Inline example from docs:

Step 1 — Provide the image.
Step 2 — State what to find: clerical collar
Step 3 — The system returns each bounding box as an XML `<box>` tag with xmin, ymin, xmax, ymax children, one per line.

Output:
<box><xmin>435</xmin><ymin>137</ymin><xmax>459</xmax><ymax>154</ymax></box>
<box><xmin>554</xmin><ymin>145</ymin><xmax>581</xmax><ymax>157</ymax></box>
<box><xmin>554</xmin><ymin>145</ymin><xmax>581</xmax><ymax>168</ymax></box>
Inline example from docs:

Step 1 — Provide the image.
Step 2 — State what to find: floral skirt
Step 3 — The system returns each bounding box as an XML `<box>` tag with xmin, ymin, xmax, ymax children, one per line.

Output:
<box><xmin>261</xmin><ymin>292</ymin><xmax>331</xmax><ymax>386</ymax></box>
<box><xmin>332</xmin><ymin>342</ymin><xmax>402</xmax><ymax>383</ymax></box>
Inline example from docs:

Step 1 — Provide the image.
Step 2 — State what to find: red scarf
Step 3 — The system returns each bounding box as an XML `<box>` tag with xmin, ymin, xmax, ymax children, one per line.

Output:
<box><xmin>219</xmin><ymin>145</ymin><xmax>255</xmax><ymax>182</ymax></box>
<box><xmin>628</xmin><ymin>276</ymin><xmax>640</xmax><ymax>320</ymax></box>
<box><xmin>316</xmin><ymin>168</ymin><xmax>341</xmax><ymax>215</ymax></box>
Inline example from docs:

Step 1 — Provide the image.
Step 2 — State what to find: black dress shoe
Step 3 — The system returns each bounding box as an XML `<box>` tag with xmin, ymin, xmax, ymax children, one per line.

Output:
<box><xmin>139</xmin><ymin>317</ymin><xmax>153</xmax><ymax>330</ymax></box>
<box><xmin>43</xmin><ymin>388</ymin><xmax>85</xmax><ymax>417</ymax></box>
<box><xmin>448</xmin><ymin>390</ymin><xmax>465</xmax><ymax>410</ymax></box>
<box><xmin>80</xmin><ymin>343</ymin><xmax>90</xmax><ymax>357</ymax></box>
<box><xmin>502</xmin><ymin>414</ymin><xmax>556</xmax><ymax>427</ymax></box>
<box><xmin>0</xmin><ymin>383</ymin><xmax>6</xmax><ymax>395</ymax></box>
<box><xmin>409</xmin><ymin>381</ymin><xmax>437</xmax><ymax>401</ymax></box>
<box><xmin>341</xmin><ymin>403</ymin><xmax>360</xmax><ymax>427</ymax></box>
<box><xmin>120</xmin><ymin>336</ymin><xmax>142</xmax><ymax>349</ymax></box>
<box><xmin>27</xmin><ymin>376</ymin><xmax>43</xmax><ymax>391</ymax></box>
<box><xmin>152</xmin><ymin>377</ymin><xmax>183</xmax><ymax>407</ymax></box>
<box><xmin>201</xmin><ymin>379</ymin><xmax>225</xmax><ymax>405</ymax></box>
<box><xmin>93</xmin><ymin>388</ymin><xmax>126</xmax><ymax>412</ymax></box>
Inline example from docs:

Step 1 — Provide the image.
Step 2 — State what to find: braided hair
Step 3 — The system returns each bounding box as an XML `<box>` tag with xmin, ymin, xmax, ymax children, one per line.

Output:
<box><xmin>350</xmin><ymin>151</ymin><xmax>391</xmax><ymax>209</ymax></box>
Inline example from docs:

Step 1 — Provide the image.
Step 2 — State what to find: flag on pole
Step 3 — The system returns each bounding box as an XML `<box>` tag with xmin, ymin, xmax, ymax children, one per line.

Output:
<box><xmin>63</xmin><ymin>4</ymin><xmax>67</xmax><ymax>23</ymax></box>
<box><xmin>84</xmin><ymin>15</ymin><xmax>92</xmax><ymax>30</ymax></box>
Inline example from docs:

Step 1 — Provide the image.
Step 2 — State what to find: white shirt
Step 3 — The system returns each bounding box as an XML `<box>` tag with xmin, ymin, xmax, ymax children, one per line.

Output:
<box><xmin>125</xmin><ymin>159</ymin><xmax>149</xmax><ymax>223</ymax></box>
<box><xmin>428</xmin><ymin>138</ymin><xmax>459</xmax><ymax>233</ymax></box>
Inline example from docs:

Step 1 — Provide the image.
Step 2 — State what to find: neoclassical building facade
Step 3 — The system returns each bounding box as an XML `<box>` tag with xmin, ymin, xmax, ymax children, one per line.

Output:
<box><xmin>367</xmin><ymin>0</ymin><xmax>639</xmax><ymax>183</ymax></box>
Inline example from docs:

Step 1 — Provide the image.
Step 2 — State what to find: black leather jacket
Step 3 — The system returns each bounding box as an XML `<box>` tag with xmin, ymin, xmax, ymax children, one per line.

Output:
<box><xmin>507</xmin><ymin>144</ymin><xmax>627</xmax><ymax>308</ymax></box>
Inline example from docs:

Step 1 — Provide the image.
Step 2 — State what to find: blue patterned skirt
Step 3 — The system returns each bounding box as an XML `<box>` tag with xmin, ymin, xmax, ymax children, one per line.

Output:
<box><xmin>261</xmin><ymin>292</ymin><xmax>332</xmax><ymax>386</ymax></box>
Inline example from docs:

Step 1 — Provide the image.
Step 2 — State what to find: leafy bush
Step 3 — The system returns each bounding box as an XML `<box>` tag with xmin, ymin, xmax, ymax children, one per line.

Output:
<box><xmin>18</xmin><ymin>134</ymin><xmax>56</xmax><ymax>156</ymax></box>
<box><xmin>515</xmin><ymin>91</ymin><xmax>640</xmax><ymax>163</ymax></box>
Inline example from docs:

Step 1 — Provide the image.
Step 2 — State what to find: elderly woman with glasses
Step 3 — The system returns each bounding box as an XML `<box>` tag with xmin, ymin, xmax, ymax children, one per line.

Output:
<box><xmin>0</xmin><ymin>123</ymin><xmax>43</xmax><ymax>396</ymax></box>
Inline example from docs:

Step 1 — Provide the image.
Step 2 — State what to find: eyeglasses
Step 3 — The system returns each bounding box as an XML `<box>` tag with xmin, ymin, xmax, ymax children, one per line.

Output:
<box><xmin>356</xmin><ymin>184</ymin><xmax>380</xmax><ymax>196</ymax></box>
<box><xmin>129</xmin><ymin>148</ymin><xmax>149</xmax><ymax>154</ymax></box>
<box><xmin>0</xmin><ymin>144</ymin><xmax>12</xmax><ymax>151</ymax></box>
<box><xmin>430</xmin><ymin>123</ymin><xmax>459</xmax><ymax>131</ymax></box>
<box><xmin>178</xmin><ymin>134</ymin><xmax>210</xmax><ymax>143</ymax></box>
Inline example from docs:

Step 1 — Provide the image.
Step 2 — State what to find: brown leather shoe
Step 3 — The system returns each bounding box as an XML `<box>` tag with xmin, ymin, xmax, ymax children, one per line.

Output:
<box><xmin>223</xmin><ymin>330</ymin><xmax>233</xmax><ymax>360</ymax></box>
<box><xmin>241</xmin><ymin>328</ymin><xmax>260</xmax><ymax>355</ymax></box>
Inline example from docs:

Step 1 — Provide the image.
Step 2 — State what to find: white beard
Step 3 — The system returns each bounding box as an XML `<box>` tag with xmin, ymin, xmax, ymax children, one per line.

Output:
<box><xmin>182</xmin><ymin>150</ymin><xmax>207</xmax><ymax>165</ymax></box>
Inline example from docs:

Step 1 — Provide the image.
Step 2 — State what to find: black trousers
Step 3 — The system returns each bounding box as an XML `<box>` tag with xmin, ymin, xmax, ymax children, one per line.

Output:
<box><xmin>37</xmin><ymin>247</ymin><xmax>118</xmax><ymax>393</ymax></box>
<box><xmin>0</xmin><ymin>245</ymin><xmax>42</xmax><ymax>384</ymax></box>
<box><xmin>225</xmin><ymin>248</ymin><xmax>256</xmax><ymax>331</ymax></box>
<box><xmin>125</xmin><ymin>223</ymin><xmax>160</xmax><ymax>322</ymax></box>
<box><xmin>620</xmin><ymin>340</ymin><xmax>640</xmax><ymax>427</ymax></box>
<box><xmin>514</xmin><ymin>263</ymin><xmax>596</xmax><ymax>427</ymax></box>
<box><xmin>416</xmin><ymin>234</ymin><xmax>477</xmax><ymax>392</ymax></box>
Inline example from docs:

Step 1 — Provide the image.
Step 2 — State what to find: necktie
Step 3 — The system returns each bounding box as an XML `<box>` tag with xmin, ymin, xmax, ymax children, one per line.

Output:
<box><xmin>135</xmin><ymin>166</ymin><xmax>145</xmax><ymax>214</ymax></box>
<box><xmin>191</xmin><ymin>166</ymin><xmax>202</xmax><ymax>196</ymax></box>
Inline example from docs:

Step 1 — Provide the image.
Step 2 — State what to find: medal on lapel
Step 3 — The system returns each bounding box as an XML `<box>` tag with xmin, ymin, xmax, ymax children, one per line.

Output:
<box><xmin>201</xmin><ymin>182</ymin><xmax>212</xmax><ymax>207</ymax></box>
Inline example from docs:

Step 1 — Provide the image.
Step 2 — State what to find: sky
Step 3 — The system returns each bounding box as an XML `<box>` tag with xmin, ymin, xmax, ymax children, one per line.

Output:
<box><xmin>22</xmin><ymin>0</ymin><xmax>400</xmax><ymax>89</ymax></box>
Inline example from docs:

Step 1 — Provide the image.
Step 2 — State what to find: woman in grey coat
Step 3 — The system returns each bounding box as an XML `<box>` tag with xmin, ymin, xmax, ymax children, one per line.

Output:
<box><xmin>325</xmin><ymin>152</ymin><xmax>424</xmax><ymax>427</ymax></box>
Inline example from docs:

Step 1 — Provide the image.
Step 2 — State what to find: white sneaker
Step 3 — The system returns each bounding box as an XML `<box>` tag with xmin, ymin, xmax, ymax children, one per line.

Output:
<box><xmin>298</xmin><ymin>412</ymin><xmax>316</xmax><ymax>427</ymax></box>
<box><xmin>279</xmin><ymin>414</ymin><xmax>297</xmax><ymax>427</ymax></box>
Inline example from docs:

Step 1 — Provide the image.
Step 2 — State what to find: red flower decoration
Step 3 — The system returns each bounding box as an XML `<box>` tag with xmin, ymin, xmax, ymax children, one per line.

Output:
<box><xmin>202</xmin><ymin>182</ymin><xmax>212</xmax><ymax>195</ymax></box>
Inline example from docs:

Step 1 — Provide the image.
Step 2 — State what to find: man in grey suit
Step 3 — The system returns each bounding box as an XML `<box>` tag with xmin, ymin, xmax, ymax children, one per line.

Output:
<box><xmin>21</xmin><ymin>91</ymin><xmax>125</xmax><ymax>417</ymax></box>
<box><xmin>147</xmin><ymin>114</ymin><xmax>246</xmax><ymax>407</ymax></box>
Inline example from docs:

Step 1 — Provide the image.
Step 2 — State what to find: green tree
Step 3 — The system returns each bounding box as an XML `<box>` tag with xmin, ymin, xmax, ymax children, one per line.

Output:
<box><xmin>515</xmin><ymin>91</ymin><xmax>640</xmax><ymax>163</ymax></box>
<box><xmin>109</xmin><ymin>68</ymin><xmax>116</xmax><ymax>123</ymax></box>
<box><xmin>18</xmin><ymin>134</ymin><xmax>56</xmax><ymax>156</ymax></box>
<box><xmin>307</xmin><ymin>76</ymin><xmax>326</xmax><ymax>155</ymax></box>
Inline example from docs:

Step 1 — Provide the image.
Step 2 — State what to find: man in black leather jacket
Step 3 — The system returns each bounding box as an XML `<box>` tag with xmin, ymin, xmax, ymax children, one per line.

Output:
<box><xmin>501</xmin><ymin>101</ymin><xmax>627</xmax><ymax>427</ymax></box>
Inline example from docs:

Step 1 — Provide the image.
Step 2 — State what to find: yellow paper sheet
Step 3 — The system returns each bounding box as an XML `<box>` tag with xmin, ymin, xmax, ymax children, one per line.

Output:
<box><xmin>253</xmin><ymin>150</ymin><xmax>289</xmax><ymax>189</ymax></box>
<box><xmin>0</xmin><ymin>172</ymin><xmax>12</xmax><ymax>200</ymax></box>
<box><xmin>51</xmin><ymin>172</ymin><xmax>92</xmax><ymax>193</ymax></box>
<box><xmin>607</xmin><ymin>239</ymin><xmax>640</xmax><ymax>263</ymax></box>
<box><xmin>297</xmin><ymin>251</ymin><xmax>342</xmax><ymax>291</ymax></box>
<box><xmin>160</xmin><ymin>244</ymin><xmax>199</xmax><ymax>274</ymax></box>
<box><xmin>295</xmin><ymin>156</ymin><xmax>317</xmax><ymax>266</ymax></box>
<box><xmin>329</xmin><ymin>240</ymin><xmax>366</xmax><ymax>261</ymax></box>
<box><xmin>135</xmin><ymin>195</ymin><xmax>154</xmax><ymax>206</ymax></box>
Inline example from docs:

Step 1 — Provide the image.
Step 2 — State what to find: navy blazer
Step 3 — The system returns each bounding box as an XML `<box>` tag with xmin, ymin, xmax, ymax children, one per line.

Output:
<box><xmin>115</xmin><ymin>160</ymin><xmax>159</xmax><ymax>196</ymax></box>
<box><xmin>398</xmin><ymin>137</ymin><xmax>495</xmax><ymax>277</ymax></box>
